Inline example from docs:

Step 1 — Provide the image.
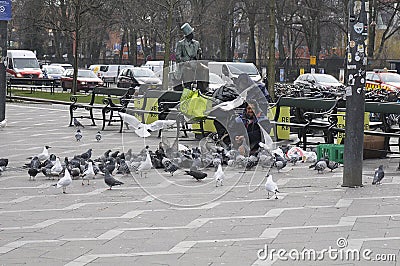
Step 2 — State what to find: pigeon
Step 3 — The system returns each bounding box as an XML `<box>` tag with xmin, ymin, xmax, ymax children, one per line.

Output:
<box><xmin>0</xmin><ymin>158</ymin><xmax>8</xmax><ymax>168</ymax></box>
<box><xmin>162</xmin><ymin>158</ymin><xmax>179</xmax><ymax>176</ymax></box>
<box><xmin>73</xmin><ymin>118</ymin><xmax>85</xmax><ymax>128</ymax></box>
<box><xmin>95</xmin><ymin>131</ymin><xmax>102</xmax><ymax>142</ymax></box>
<box><xmin>116</xmin><ymin>159</ymin><xmax>131</xmax><ymax>175</ymax></box>
<box><xmin>214</xmin><ymin>164</ymin><xmax>225</xmax><ymax>187</ymax></box>
<box><xmin>314</xmin><ymin>160</ymin><xmax>327</xmax><ymax>174</ymax></box>
<box><xmin>80</xmin><ymin>149</ymin><xmax>92</xmax><ymax>160</ymax></box>
<box><xmin>273</xmin><ymin>153</ymin><xmax>287</xmax><ymax>172</ymax></box>
<box><xmin>82</xmin><ymin>161</ymin><xmax>96</xmax><ymax>185</ymax></box>
<box><xmin>185</xmin><ymin>169</ymin><xmax>207</xmax><ymax>181</ymax></box>
<box><xmin>265</xmin><ymin>174</ymin><xmax>279</xmax><ymax>199</ymax></box>
<box><xmin>36</xmin><ymin>146</ymin><xmax>51</xmax><ymax>162</ymax></box>
<box><xmin>53</xmin><ymin>169</ymin><xmax>72</xmax><ymax>193</ymax></box>
<box><xmin>75</xmin><ymin>129</ymin><xmax>83</xmax><ymax>141</ymax></box>
<box><xmin>327</xmin><ymin>160</ymin><xmax>339</xmax><ymax>172</ymax></box>
<box><xmin>0</xmin><ymin>119</ymin><xmax>7</xmax><ymax>129</ymax></box>
<box><xmin>28</xmin><ymin>168</ymin><xmax>40</xmax><ymax>181</ymax></box>
<box><xmin>104</xmin><ymin>169</ymin><xmax>124</xmax><ymax>190</ymax></box>
<box><xmin>372</xmin><ymin>165</ymin><xmax>384</xmax><ymax>185</ymax></box>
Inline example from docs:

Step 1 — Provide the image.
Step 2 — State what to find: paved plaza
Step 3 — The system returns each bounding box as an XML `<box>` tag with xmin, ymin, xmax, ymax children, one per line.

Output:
<box><xmin>0</xmin><ymin>102</ymin><xmax>399</xmax><ymax>265</ymax></box>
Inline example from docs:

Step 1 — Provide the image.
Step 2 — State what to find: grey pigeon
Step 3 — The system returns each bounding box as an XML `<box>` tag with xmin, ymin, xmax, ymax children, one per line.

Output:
<box><xmin>73</xmin><ymin>118</ymin><xmax>85</xmax><ymax>128</ymax></box>
<box><xmin>0</xmin><ymin>158</ymin><xmax>8</xmax><ymax>168</ymax></box>
<box><xmin>185</xmin><ymin>169</ymin><xmax>207</xmax><ymax>181</ymax></box>
<box><xmin>327</xmin><ymin>160</ymin><xmax>339</xmax><ymax>172</ymax></box>
<box><xmin>273</xmin><ymin>153</ymin><xmax>287</xmax><ymax>172</ymax></box>
<box><xmin>314</xmin><ymin>160</ymin><xmax>327</xmax><ymax>174</ymax></box>
<box><xmin>104</xmin><ymin>169</ymin><xmax>124</xmax><ymax>189</ymax></box>
<box><xmin>75</xmin><ymin>129</ymin><xmax>82</xmax><ymax>141</ymax></box>
<box><xmin>372</xmin><ymin>165</ymin><xmax>384</xmax><ymax>185</ymax></box>
<box><xmin>162</xmin><ymin>158</ymin><xmax>179</xmax><ymax>176</ymax></box>
<box><xmin>95</xmin><ymin>131</ymin><xmax>102</xmax><ymax>142</ymax></box>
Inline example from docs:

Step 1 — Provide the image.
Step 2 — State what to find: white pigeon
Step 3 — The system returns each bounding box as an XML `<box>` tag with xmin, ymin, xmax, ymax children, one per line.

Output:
<box><xmin>137</xmin><ymin>152</ymin><xmax>153</xmax><ymax>177</ymax></box>
<box><xmin>50</xmin><ymin>157</ymin><xmax>63</xmax><ymax>176</ymax></box>
<box><xmin>0</xmin><ymin>119</ymin><xmax>7</xmax><ymax>129</ymax></box>
<box><xmin>36</xmin><ymin>146</ymin><xmax>51</xmax><ymax>161</ymax></box>
<box><xmin>82</xmin><ymin>161</ymin><xmax>96</xmax><ymax>185</ymax></box>
<box><xmin>214</xmin><ymin>164</ymin><xmax>225</xmax><ymax>187</ymax></box>
<box><xmin>265</xmin><ymin>174</ymin><xmax>279</xmax><ymax>199</ymax></box>
<box><xmin>54</xmin><ymin>169</ymin><xmax>72</xmax><ymax>194</ymax></box>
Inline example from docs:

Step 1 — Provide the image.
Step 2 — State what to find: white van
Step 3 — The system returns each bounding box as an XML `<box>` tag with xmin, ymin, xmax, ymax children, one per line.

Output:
<box><xmin>141</xmin><ymin>61</ymin><xmax>164</xmax><ymax>79</ymax></box>
<box><xmin>6</xmin><ymin>50</ymin><xmax>43</xmax><ymax>78</ymax></box>
<box><xmin>208</xmin><ymin>62</ymin><xmax>262</xmax><ymax>83</ymax></box>
<box><xmin>98</xmin><ymin>64</ymin><xmax>133</xmax><ymax>83</ymax></box>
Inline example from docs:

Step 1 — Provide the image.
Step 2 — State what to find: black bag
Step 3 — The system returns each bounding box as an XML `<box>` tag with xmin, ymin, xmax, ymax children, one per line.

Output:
<box><xmin>212</xmin><ymin>84</ymin><xmax>239</xmax><ymax>102</ymax></box>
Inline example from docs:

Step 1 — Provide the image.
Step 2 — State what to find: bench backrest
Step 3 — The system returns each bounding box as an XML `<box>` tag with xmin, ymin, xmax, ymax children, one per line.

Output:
<box><xmin>92</xmin><ymin>87</ymin><xmax>133</xmax><ymax>97</ymax></box>
<box><xmin>365</xmin><ymin>101</ymin><xmax>400</xmax><ymax>114</ymax></box>
<box><xmin>272</xmin><ymin>96</ymin><xmax>338</xmax><ymax>121</ymax></box>
<box><xmin>8</xmin><ymin>77</ymin><xmax>54</xmax><ymax>86</ymax></box>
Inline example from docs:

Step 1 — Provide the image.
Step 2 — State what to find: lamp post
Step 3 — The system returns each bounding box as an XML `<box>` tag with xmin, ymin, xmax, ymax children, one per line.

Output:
<box><xmin>342</xmin><ymin>0</ymin><xmax>368</xmax><ymax>187</ymax></box>
<box><xmin>0</xmin><ymin>0</ymin><xmax>11</xmax><ymax>122</ymax></box>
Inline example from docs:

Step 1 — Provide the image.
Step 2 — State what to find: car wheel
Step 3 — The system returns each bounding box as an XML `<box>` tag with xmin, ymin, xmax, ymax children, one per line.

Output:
<box><xmin>61</xmin><ymin>82</ymin><xmax>67</xmax><ymax>91</ymax></box>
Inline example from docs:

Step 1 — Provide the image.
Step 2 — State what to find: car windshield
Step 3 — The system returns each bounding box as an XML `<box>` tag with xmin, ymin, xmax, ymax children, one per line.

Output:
<box><xmin>227</xmin><ymin>63</ymin><xmax>259</xmax><ymax>75</ymax></box>
<box><xmin>314</xmin><ymin>74</ymin><xmax>339</xmax><ymax>83</ymax></box>
<box><xmin>209</xmin><ymin>73</ymin><xmax>224</xmax><ymax>84</ymax></box>
<box><xmin>14</xmin><ymin>58</ymin><xmax>39</xmax><ymax>68</ymax></box>
<box><xmin>132</xmin><ymin>68</ymin><xmax>156</xmax><ymax>77</ymax></box>
<box><xmin>45</xmin><ymin>67</ymin><xmax>64</xmax><ymax>74</ymax></box>
<box><xmin>78</xmin><ymin>70</ymin><xmax>97</xmax><ymax>78</ymax></box>
<box><xmin>380</xmin><ymin>73</ymin><xmax>400</xmax><ymax>83</ymax></box>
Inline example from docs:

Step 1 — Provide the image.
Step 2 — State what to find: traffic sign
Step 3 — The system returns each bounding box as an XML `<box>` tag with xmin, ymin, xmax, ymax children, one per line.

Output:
<box><xmin>0</xmin><ymin>0</ymin><xmax>11</xmax><ymax>21</ymax></box>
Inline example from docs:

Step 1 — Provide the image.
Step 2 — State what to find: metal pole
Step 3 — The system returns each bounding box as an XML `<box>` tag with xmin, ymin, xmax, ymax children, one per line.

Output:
<box><xmin>343</xmin><ymin>0</ymin><xmax>368</xmax><ymax>187</ymax></box>
<box><xmin>0</xmin><ymin>20</ymin><xmax>7</xmax><ymax>122</ymax></box>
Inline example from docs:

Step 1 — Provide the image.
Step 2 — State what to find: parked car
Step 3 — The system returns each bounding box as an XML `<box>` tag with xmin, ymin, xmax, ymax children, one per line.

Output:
<box><xmin>61</xmin><ymin>69</ymin><xmax>104</xmax><ymax>92</ymax></box>
<box><xmin>294</xmin><ymin>73</ymin><xmax>345</xmax><ymax>91</ymax></box>
<box><xmin>208</xmin><ymin>72</ymin><xmax>226</xmax><ymax>93</ymax></box>
<box><xmin>98</xmin><ymin>64</ymin><xmax>133</xmax><ymax>83</ymax></box>
<box><xmin>208</xmin><ymin>62</ymin><xmax>262</xmax><ymax>83</ymax></box>
<box><xmin>42</xmin><ymin>65</ymin><xmax>65</xmax><ymax>86</ymax></box>
<box><xmin>366</xmin><ymin>70</ymin><xmax>400</xmax><ymax>91</ymax></box>
<box><xmin>117</xmin><ymin>67</ymin><xmax>162</xmax><ymax>89</ymax></box>
<box><xmin>50</xmin><ymin>63</ymin><xmax>73</xmax><ymax>71</ymax></box>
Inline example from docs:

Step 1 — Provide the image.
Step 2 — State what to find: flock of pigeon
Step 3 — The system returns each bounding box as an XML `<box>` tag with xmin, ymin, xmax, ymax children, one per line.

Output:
<box><xmin>0</xmin><ymin>115</ymin><xmax>387</xmax><ymax>197</ymax></box>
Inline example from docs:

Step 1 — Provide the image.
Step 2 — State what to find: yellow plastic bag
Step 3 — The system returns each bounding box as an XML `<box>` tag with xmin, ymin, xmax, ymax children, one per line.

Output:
<box><xmin>180</xmin><ymin>89</ymin><xmax>211</xmax><ymax>118</ymax></box>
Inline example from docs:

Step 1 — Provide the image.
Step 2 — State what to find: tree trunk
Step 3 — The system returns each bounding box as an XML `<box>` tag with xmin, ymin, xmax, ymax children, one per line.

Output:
<box><xmin>268</xmin><ymin>0</ymin><xmax>276</xmax><ymax>101</ymax></box>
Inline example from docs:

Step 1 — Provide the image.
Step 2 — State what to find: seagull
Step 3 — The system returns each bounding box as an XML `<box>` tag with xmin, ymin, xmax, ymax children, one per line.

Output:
<box><xmin>265</xmin><ymin>174</ymin><xmax>279</xmax><ymax>199</ymax></box>
<box><xmin>50</xmin><ymin>157</ymin><xmax>63</xmax><ymax>176</ymax></box>
<box><xmin>95</xmin><ymin>131</ymin><xmax>102</xmax><ymax>142</ymax></box>
<box><xmin>214</xmin><ymin>164</ymin><xmax>225</xmax><ymax>187</ymax></box>
<box><xmin>82</xmin><ymin>161</ymin><xmax>96</xmax><ymax>185</ymax></box>
<box><xmin>0</xmin><ymin>118</ymin><xmax>7</xmax><ymax>129</ymax></box>
<box><xmin>185</xmin><ymin>169</ymin><xmax>207</xmax><ymax>181</ymax></box>
<box><xmin>36</xmin><ymin>146</ymin><xmax>51</xmax><ymax>162</ymax></box>
<box><xmin>372</xmin><ymin>165</ymin><xmax>384</xmax><ymax>185</ymax></box>
<box><xmin>75</xmin><ymin>129</ymin><xmax>82</xmax><ymax>141</ymax></box>
<box><xmin>137</xmin><ymin>151</ymin><xmax>153</xmax><ymax>177</ymax></box>
<box><xmin>53</xmin><ymin>169</ymin><xmax>72</xmax><ymax>194</ymax></box>
<box><xmin>104</xmin><ymin>169</ymin><xmax>124</xmax><ymax>190</ymax></box>
<box><xmin>73</xmin><ymin>118</ymin><xmax>85</xmax><ymax>128</ymax></box>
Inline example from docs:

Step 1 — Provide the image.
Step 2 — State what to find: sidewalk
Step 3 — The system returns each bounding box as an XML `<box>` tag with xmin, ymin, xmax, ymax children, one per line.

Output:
<box><xmin>0</xmin><ymin>102</ymin><xmax>399</xmax><ymax>265</ymax></box>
